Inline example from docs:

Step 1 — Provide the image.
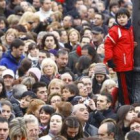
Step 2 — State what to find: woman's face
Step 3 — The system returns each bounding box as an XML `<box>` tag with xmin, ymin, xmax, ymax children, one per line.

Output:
<box><xmin>50</xmin><ymin>96</ymin><xmax>62</xmax><ymax>109</ymax></box>
<box><xmin>69</xmin><ymin>31</ymin><xmax>79</xmax><ymax>43</ymax></box>
<box><xmin>95</xmin><ymin>74</ymin><xmax>105</xmax><ymax>83</ymax></box>
<box><xmin>0</xmin><ymin>20</ymin><xmax>6</xmax><ymax>30</ymax></box>
<box><xmin>50</xmin><ymin>84</ymin><xmax>61</xmax><ymax>95</ymax></box>
<box><xmin>43</xmin><ymin>64</ymin><xmax>55</xmax><ymax>76</ymax></box>
<box><xmin>39</xmin><ymin>109</ymin><xmax>51</xmax><ymax>125</ymax></box>
<box><xmin>6</xmin><ymin>32</ymin><xmax>16</xmax><ymax>44</ymax></box>
<box><xmin>1</xmin><ymin>105</ymin><xmax>12</xmax><ymax>120</ymax></box>
<box><xmin>125</xmin><ymin>110</ymin><xmax>137</xmax><ymax>122</ymax></box>
<box><xmin>50</xmin><ymin>115</ymin><xmax>62</xmax><ymax>134</ymax></box>
<box><xmin>0</xmin><ymin>83</ymin><xmax>3</xmax><ymax>93</ymax></box>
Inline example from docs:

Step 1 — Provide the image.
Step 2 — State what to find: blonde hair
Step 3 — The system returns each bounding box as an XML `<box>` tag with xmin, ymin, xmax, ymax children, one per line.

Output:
<box><xmin>68</xmin><ymin>28</ymin><xmax>81</xmax><ymax>42</ymax></box>
<box><xmin>48</xmin><ymin>78</ymin><xmax>64</xmax><ymax>95</ymax></box>
<box><xmin>9</xmin><ymin>117</ymin><xmax>27</xmax><ymax>140</ymax></box>
<box><xmin>100</xmin><ymin>79</ymin><xmax>117</xmax><ymax>94</ymax></box>
<box><xmin>41</xmin><ymin>58</ymin><xmax>58</xmax><ymax>76</ymax></box>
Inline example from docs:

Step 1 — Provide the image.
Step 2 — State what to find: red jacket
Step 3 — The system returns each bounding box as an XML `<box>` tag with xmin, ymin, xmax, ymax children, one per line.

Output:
<box><xmin>104</xmin><ymin>25</ymin><xmax>134</xmax><ymax>72</ymax></box>
<box><xmin>55</xmin><ymin>0</ymin><xmax>65</xmax><ymax>3</ymax></box>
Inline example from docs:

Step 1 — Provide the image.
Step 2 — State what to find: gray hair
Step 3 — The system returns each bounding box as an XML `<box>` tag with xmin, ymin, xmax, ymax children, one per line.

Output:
<box><xmin>12</xmin><ymin>84</ymin><xmax>27</xmax><ymax>99</ymax></box>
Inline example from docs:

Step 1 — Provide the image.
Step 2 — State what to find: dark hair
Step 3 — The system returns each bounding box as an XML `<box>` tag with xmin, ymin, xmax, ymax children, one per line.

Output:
<box><xmin>41</xmin><ymin>34</ymin><xmax>60</xmax><ymax>51</ymax></box>
<box><xmin>39</xmin><ymin>105</ymin><xmax>55</xmax><ymax>115</ymax></box>
<box><xmin>0</xmin><ymin>78</ymin><xmax>6</xmax><ymax>98</ymax></box>
<box><xmin>0</xmin><ymin>16</ymin><xmax>8</xmax><ymax>29</ymax></box>
<box><xmin>21</xmin><ymin>91</ymin><xmax>37</xmax><ymax>99</ymax></box>
<box><xmin>95</xmin><ymin>12</ymin><xmax>105</xmax><ymax>20</ymax></box>
<box><xmin>61</xmin><ymin>116</ymin><xmax>83</xmax><ymax>139</ymax></box>
<box><xmin>32</xmin><ymin>82</ymin><xmax>47</xmax><ymax>94</ymax></box>
<box><xmin>13</xmin><ymin>24</ymin><xmax>27</xmax><ymax>33</ymax></box>
<box><xmin>0</xmin><ymin>116</ymin><xmax>8</xmax><ymax>124</ymax></box>
<box><xmin>127</xmin><ymin>131</ymin><xmax>140</xmax><ymax>140</ymax></box>
<box><xmin>10</xmin><ymin>39</ymin><xmax>25</xmax><ymax>50</ymax></box>
<box><xmin>115</xmin><ymin>7</ymin><xmax>130</xmax><ymax>20</ymax></box>
<box><xmin>56</xmin><ymin>49</ymin><xmax>68</xmax><ymax>58</ymax></box>
<box><xmin>52</xmin><ymin>135</ymin><xmax>67</xmax><ymax>140</ymax></box>
<box><xmin>14</xmin><ymin>5</ymin><xmax>24</xmax><ymax>16</ymax></box>
<box><xmin>62</xmin><ymin>84</ymin><xmax>79</xmax><ymax>96</ymax></box>
<box><xmin>82</xmin><ymin>44</ymin><xmax>100</xmax><ymax>63</ymax></box>
<box><xmin>28</xmin><ymin>43</ymin><xmax>38</xmax><ymax>51</ymax></box>
<box><xmin>109</xmin><ymin>2</ymin><xmax>118</xmax><ymax>11</ymax></box>
<box><xmin>100</xmin><ymin>92</ymin><xmax>113</xmax><ymax>103</ymax></box>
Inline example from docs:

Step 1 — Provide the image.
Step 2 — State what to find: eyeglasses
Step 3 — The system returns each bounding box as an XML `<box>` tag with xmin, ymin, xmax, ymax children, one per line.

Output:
<box><xmin>131</xmin><ymin>125</ymin><xmax>140</xmax><ymax>130</ymax></box>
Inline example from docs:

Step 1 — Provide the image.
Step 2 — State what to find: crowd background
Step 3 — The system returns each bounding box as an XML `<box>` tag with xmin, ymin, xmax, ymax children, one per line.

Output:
<box><xmin>0</xmin><ymin>0</ymin><xmax>139</xmax><ymax>140</ymax></box>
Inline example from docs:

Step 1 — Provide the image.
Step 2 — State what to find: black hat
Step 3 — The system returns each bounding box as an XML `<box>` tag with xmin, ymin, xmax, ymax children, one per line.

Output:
<box><xmin>91</xmin><ymin>26</ymin><xmax>104</xmax><ymax>34</ymax></box>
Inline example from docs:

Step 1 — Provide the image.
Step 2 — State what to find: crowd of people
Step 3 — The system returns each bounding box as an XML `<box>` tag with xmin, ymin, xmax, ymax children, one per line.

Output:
<box><xmin>0</xmin><ymin>0</ymin><xmax>139</xmax><ymax>140</ymax></box>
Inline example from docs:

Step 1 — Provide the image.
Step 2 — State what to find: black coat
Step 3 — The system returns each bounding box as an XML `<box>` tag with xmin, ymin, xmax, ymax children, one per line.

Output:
<box><xmin>88</xmin><ymin>108</ymin><xmax>117</xmax><ymax>128</ymax></box>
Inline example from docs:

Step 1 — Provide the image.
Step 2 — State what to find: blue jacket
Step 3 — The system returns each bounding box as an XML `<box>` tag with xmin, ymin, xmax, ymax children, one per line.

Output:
<box><xmin>0</xmin><ymin>51</ymin><xmax>25</xmax><ymax>74</ymax></box>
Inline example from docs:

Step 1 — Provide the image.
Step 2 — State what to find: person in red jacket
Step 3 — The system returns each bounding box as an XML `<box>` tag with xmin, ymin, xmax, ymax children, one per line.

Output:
<box><xmin>104</xmin><ymin>8</ymin><xmax>135</xmax><ymax>105</ymax></box>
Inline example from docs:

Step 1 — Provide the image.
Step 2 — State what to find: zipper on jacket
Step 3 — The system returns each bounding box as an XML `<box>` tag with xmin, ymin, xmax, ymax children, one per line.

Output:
<box><xmin>123</xmin><ymin>53</ymin><xmax>126</xmax><ymax>65</ymax></box>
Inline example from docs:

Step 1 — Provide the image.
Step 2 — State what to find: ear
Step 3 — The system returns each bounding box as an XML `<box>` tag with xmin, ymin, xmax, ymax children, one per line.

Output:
<box><xmin>107</xmin><ymin>102</ymin><xmax>111</xmax><ymax>108</ymax></box>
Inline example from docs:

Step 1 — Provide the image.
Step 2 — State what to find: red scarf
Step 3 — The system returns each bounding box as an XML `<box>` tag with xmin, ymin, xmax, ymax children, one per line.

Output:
<box><xmin>76</xmin><ymin>45</ymin><xmax>82</xmax><ymax>56</ymax></box>
<box><xmin>56</xmin><ymin>0</ymin><xmax>65</xmax><ymax>3</ymax></box>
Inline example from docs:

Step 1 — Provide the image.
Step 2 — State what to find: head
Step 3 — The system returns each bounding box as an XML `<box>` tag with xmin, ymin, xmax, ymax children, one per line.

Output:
<box><xmin>9</xmin><ymin>117</ymin><xmax>27</xmax><ymax>140</ymax></box>
<box><xmin>97</xmin><ymin>93</ymin><xmax>113</xmax><ymax>111</ymax></box>
<box><xmin>80</xmin><ymin>76</ymin><xmax>92</xmax><ymax>94</ymax></box>
<box><xmin>26</xmin><ymin>99</ymin><xmax>45</xmax><ymax>119</ymax></box>
<box><xmin>39</xmin><ymin>105</ymin><xmax>55</xmax><ymax>126</ymax></box>
<box><xmin>28</xmin><ymin>43</ymin><xmax>39</xmax><ymax>58</ymax></box>
<box><xmin>100</xmin><ymin>79</ymin><xmax>116</xmax><ymax>94</ymax></box>
<box><xmin>20</xmin><ymin>91</ymin><xmax>37</xmax><ymax>109</ymax></box>
<box><xmin>32</xmin><ymin>82</ymin><xmax>48</xmax><ymax>102</ymax></box>
<box><xmin>62</xmin><ymin>84</ymin><xmax>79</xmax><ymax>101</ymax></box>
<box><xmin>48</xmin><ymin>93</ymin><xmax>62</xmax><ymax>109</ymax></box>
<box><xmin>61</xmin><ymin>73</ymin><xmax>73</xmax><ymax>84</ymax></box>
<box><xmin>2</xmin><ymin>69</ymin><xmax>14</xmax><ymax>89</ymax></box>
<box><xmin>0</xmin><ymin>78</ymin><xmax>6</xmax><ymax>98</ymax></box>
<box><xmin>98</xmin><ymin>120</ymin><xmax>116</xmax><ymax>140</ymax></box>
<box><xmin>68</xmin><ymin>28</ymin><xmax>80</xmax><ymax>44</ymax></box>
<box><xmin>130</xmin><ymin>118</ymin><xmax>140</xmax><ymax>133</ymax></box>
<box><xmin>0</xmin><ymin>100</ymin><xmax>13</xmax><ymax>120</ymax></box>
<box><xmin>48</xmin><ymin>78</ymin><xmax>64</xmax><ymax>95</ymax></box>
<box><xmin>42</xmin><ymin>34</ymin><xmax>59</xmax><ymax>51</ymax></box>
<box><xmin>49</xmin><ymin>113</ymin><xmax>63</xmax><ymax>135</ymax></box>
<box><xmin>10</xmin><ymin>39</ymin><xmax>25</xmax><ymax>59</ymax></box>
<box><xmin>0</xmin><ymin>117</ymin><xmax>9</xmax><ymax>140</ymax></box>
<box><xmin>115</xmin><ymin>7</ymin><xmax>130</xmax><ymax>26</ymax></box>
<box><xmin>72</xmin><ymin>104</ymin><xmax>89</xmax><ymax>124</ymax></box>
<box><xmin>80</xmin><ymin>36</ymin><xmax>91</xmax><ymax>47</ymax></box>
<box><xmin>40</xmin><ymin>0</ymin><xmax>51</xmax><ymax>12</ymax></box>
<box><xmin>63</xmin><ymin>15</ymin><xmax>73</xmax><ymax>29</ymax></box>
<box><xmin>41</xmin><ymin>58</ymin><xmax>58</xmax><ymax>77</ymax></box>
<box><xmin>61</xmin><ymin>116</ymin><xmax>83</xmax><ymax>139</ymax></box>
<box><xmin>94</xmin><ymin>13</ymin><xmax>104</xmax><ymax>26</ymax></box>
<box><xmin>24</xmin><ymin>114</ymin><xmax>39</xmax><ymax>140</ymax></box>
<box><xmin>126</xmin><ymin>131</ymin><xmax>140</xmax><ymax>140</ymax></box>
<box><xmin>56</xmin><ymin>102</ymin><xmax>73</xmax><ymax>118</ymax></box>
<box><xmin>56</xmin><ymin>49</ymin><xmax>69</xmax><ymax>68</ymax></box>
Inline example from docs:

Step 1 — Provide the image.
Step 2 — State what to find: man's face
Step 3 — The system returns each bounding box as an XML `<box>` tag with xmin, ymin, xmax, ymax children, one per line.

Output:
<box><xmin>45</xmin><ymin>36</ymin><xmax>55</xmax><ymax>50</ymax></box>
<box><xmin>56</xmin><ymin>53</ymin><xmax>68</xmax><ymax>68</ymax></box>
<box><xmin>74</xmin><ymin>104</ymin><xmax>89</xmax><ymax>122</ymax></box>
<box><xmin>88</xmin><ymin>8</ymin><xmax>95</xmax><ymax>19</ymax></box>
<box><xmin>12</xmin><ymin>46</ymin><xmax>24</xmax><ymax>58</ymax></box>
<box><xmin>3</xmin><ymin>75</ymin><xmax>14</xmax><ymax>88</ymax></box>
<box><xmin>97</xmin><ymin>95</ymin><xmax>111</xmax><ymax>111</ymax></box>
<box><xmin>77</xmin><ymin>83</ymin><xmax>88</xmax><ymax>97</ymax></box>
<box><xmin>81</xmin><ymin>78</ymin><xmax>92</xmax><ymax>93</ymax></box>
<box><xmin>80</xmin><ymin>37</ymin><xmax>90</xmax><ymax>47</ymax></box>
<box><xmin>0</xmin><ymin>122</ymin><xmax>9</xmax><ymax>140</ymax></box>
<box><xmin>36</xmin><ymin>87</ymin><xmax>48</xmax><ymax>102</ymax></box>
<box><xmin>67</xmin><ymin>127</ymin><xmax>79</xmax><ymax>138</ymax></box>
<box><xmin>39</xmin><ymin>52</ymin><xmax>46</xmax><ymax>64</ymax></box>
<box><xmin>61</xmin><ymin>73</ymin><xmax>73</xmax><ymax>84</ymax></box>
<box><xmin>63</xmin><ymin>16</ymin><xmax>72</xmax><ymax>28</ymax></box>
<box><xmin>42</xmin><ymin>0</ymin><xmax>51</xmax><ymax>11</ymax></box>
<box><xmin>94</xmin><ymin>14</ymin><xmax>103</xmax><ymax>26</ymax></box>
<box><xmin>33</xmin><ymin>0</ymin><xmax>41</xmax><ymax>9</ymax></box>
<box><xmin>0</xmin><ymin>0</ymin><xmax>6</xmax><ymax>9</ymax></box>
<box><xmin>75</xmin><ymin>0</ymin><xmax>83</xmax><ymax>9</ymax></box>
<box><xmin>130</xmin><ymin>122</ymin><xmax>140</xmax><ymax>133</ymax></box>
<box><xmin>98</xmin><ymin>123</ymin><xmax>111</xmax><ymax>139</ymax></box>
<box><xmin>26</xmin><ymin>122</ymin><xmax>39</xmax><ymax>140</ymax></box>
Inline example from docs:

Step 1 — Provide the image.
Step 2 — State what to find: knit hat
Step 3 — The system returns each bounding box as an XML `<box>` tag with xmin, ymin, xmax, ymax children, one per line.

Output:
<box><xmin>94</xmin><ymin>63</ymin><xmax>107</xmax><ymax>75</ymax></box>
<box><xmin>28</xmin><ymin>67</ymin><xmax>41</xmax><ymax>81</ymax></box>
<box><xmin>117</xmin><ymin>105</ymin><xmax>134</xmax><ymax>120</ymax></box>
<box><xmin>2</xmin><ymin>69</ymin><xmax>15</xmax><ymax>78</ymax></box>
